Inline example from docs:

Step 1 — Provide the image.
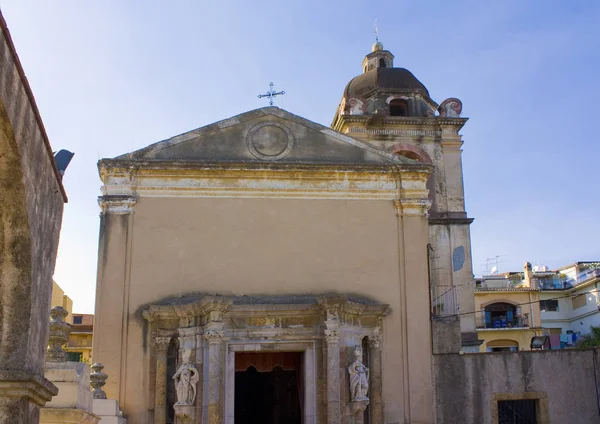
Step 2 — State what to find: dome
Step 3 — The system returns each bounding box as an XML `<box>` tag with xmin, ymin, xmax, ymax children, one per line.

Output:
<box><xmin>372</xmin><ymin>41</ymin><xmax>383</xmax><ymax>52</ymax></box>
<box><xmin>344</xmin><ymin>67</ymin><xmax>429</xmax><ymax>99</ymax></box>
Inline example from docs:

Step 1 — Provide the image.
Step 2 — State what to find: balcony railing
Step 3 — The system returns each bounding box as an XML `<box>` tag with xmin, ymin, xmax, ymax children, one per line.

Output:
<box><xmin>476</xmin><ymin>279</ymin><xmax>520</xmax><ymax>290</ymax></box>
<box><xmin>538</xmin><ymin>268</ymin><xmax>600</xmax><ymax>290</ymax></box>
<box><xmin>475</xmin><ymin>313</ymin><xmax>530</xmax><ymax>329</ymax></box>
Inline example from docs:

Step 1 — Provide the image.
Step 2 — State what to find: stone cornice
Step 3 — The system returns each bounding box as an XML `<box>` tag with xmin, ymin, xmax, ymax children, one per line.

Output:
<box><xmin>143</xmin><ymin>295</ymin><xmax>390</xmax><ymax>326</ymax></box>
<box><xmin>335</xmin><ymin>114</ymin><xmax>468</xmax><ymax>129</ymax></box>
<box><xmin>98</xmin><ymin>160</ymin><xmax>431</xmax><ymax>174</ymax></box>
<box><xmin>98</xmin><ymin>161</ymin><xmax>432</xmax><ymax>203</ymax></box>
<box><xmin>98</xmin><ymin>195</ymin><xmax>136</xmax><ymax>215</ymax></box>
<box><xmin>429</xmin><ymin>217</ymin><xmax>475</xmax><ymax>226</ymax></box>
<box><xmin>393</xmin><ymin>198</ymin><xmax>432</xmax><ymax>217</ymax></box>
<box><xmin>0</xmin><ymin>370</ymin><xmax>58</xmax><ymax>406</ymax></box>
<box><xmin>40</xmin><ymin>408</ymin><xmax>100</xmax><ymax>424</ymax></box>
<box><xmin>144</xmin><ymin>296</ymin><xmax>233</xmax><ymax>322</ymax></box>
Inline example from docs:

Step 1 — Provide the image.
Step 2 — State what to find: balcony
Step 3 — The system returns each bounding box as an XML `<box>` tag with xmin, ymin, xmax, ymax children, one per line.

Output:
<box><xmin>476</xmin><ymin>311</ymin><xmax>530</xmax><ymax>330</ymax></box>
<box><xmin>476</xmin><ymin>279</ymin><xmax>520</xmax><ymax>290</ymax></box>
<box><xmin>538</xmin><ymin>268</ymin><xmax>600</xmax><ymax>290</ymax></box>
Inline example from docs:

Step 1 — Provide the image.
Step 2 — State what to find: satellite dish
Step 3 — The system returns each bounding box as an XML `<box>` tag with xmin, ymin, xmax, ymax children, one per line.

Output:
<box><xmin>491</xmin><ymin>266</ymin><xmax>498</xmax><ymax>274</ymax></box>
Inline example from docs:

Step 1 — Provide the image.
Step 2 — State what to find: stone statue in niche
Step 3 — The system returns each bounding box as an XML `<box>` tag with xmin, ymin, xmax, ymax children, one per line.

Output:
<box><xmin>348</xmin><ymin>345</ymin><xmax>369</xmax><ymax>401</ymax></box>
<box><xmin>438</xmin><ymin>98</ymin><xmax>463</xmax><ymax>118</ymax></box>
<box><xmin>173</xmin><ymin>350</ymin><xmax>199</xmax><ymax>405</ymax></box>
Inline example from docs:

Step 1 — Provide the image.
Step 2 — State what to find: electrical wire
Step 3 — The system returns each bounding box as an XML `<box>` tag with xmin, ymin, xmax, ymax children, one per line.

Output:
<box><xmin>432</xmin><ymin>286</ymin><xmax>600</xmax><ymax>318</ymax></box>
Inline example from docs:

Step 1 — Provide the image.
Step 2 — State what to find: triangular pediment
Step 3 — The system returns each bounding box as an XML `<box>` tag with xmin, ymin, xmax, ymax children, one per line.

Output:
<box><xmin>115</xmin><ymin>107</ymin><xmax>408</xmax><ymax>165</ymax></box>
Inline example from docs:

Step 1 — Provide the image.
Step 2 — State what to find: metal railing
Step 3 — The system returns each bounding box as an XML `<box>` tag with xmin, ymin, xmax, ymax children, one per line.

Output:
<box><xmin>431</xmin><ymin>285</ymin><xmax>458</xmax><ymax>316</ymax></box>
<box><xmin>537</xmin><ymin>268</ymin><xmax>600</xmax><ymax>290</ymax></box>
<box><xmin>475</xmin><ymin>313</ymin><xmax>530</xmax><ymax>329</ymax></box>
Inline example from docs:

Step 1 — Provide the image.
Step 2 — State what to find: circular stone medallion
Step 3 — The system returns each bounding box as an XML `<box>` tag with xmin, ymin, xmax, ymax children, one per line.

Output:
<box><xmin>246</xmin><ymin>122</ymin><xmax>295</xmax><ymax>161</ymax></box>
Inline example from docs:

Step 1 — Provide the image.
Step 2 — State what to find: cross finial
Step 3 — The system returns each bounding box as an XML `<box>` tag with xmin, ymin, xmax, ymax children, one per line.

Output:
<box><xmin>374</xmin><ymin>18</ymin><xmax>379</xmax><ymax>42</ymax></box>
<box><xmin>257</xmin><ymin>82</ymin><xmax>285</xmax><ymax>106</ymax></box>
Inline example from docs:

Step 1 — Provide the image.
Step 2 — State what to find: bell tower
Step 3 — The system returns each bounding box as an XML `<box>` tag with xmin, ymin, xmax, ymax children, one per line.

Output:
<box><xmin>332</xmin><ymin>42</ymin><xmax>480</xmax><ymax>351</ymax></box>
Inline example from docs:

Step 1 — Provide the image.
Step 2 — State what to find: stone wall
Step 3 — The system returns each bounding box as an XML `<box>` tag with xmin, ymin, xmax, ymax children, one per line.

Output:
<box><xmin>0</xmin><ymin>10</ymin><xmax>66</xmax><ymax>422</ymax></box>
<box><xmin>434</xmin><ymin>349</ymin><xmax>600</xmax><ymax>424</ymax></box>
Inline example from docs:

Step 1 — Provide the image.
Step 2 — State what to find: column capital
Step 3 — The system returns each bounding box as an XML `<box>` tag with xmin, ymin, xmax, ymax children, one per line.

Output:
<box><xmin>98</xmin><ymin>195</ymin><xmax>137</xmax><ymax>215</ymax></box>
<box><xmin>204</xmin><ymin>329</ymin><xmax>225</xmax><ymax>344</ymax></box>
<box><xmin>369</xmin><ymin>331</ymin><xmax>383</xmax><ymax>349</ymax></box>
<box><xmin>155</xmin><ymin>336</ymin><xmax>171</xmax><ymax>352</ymax></box>
<box><xmin>393</xmin><ymin>198</ymin><xmax>431</xmax><ymax>217</ymax></box>
<box><xmin>324</xmin><ymin>329</ymin><xmax>340</xmax><ymax>344</ymax></box>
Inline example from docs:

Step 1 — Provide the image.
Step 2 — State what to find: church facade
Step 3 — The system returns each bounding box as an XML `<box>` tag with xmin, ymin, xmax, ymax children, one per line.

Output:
<box><xmin>93</xmin><ymin>42</ymin><xmax>475</xmax><ymax>424</ymax></box>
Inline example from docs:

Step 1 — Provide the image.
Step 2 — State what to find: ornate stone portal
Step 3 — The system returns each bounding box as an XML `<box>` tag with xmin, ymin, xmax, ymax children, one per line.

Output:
<box><xmin>143</xmin><ymin>294</ymin><xmax>388</xmax><ymax>424</ymax></box>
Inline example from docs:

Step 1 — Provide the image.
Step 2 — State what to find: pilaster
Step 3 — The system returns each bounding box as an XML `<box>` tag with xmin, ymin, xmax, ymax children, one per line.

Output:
<box><xmin>153</xmin><ymin>337</ymin><xmax>171</xmax><ymax>424</ymax></box>
<box><xmin>368</xmin><ymin>331</ymin><xmax>383</xmax><ymax>424</ymax></box>
<box><xmin>324</xmin><ymin>320</ymin><xmax>341</xmax><ymax>424</ymax></box>
<box><xmin>203</xmin><ymin>326</ymin><xmax>224</xmax><ymax>424</ymax></box>
<box><xmin>92</xmin><ymin>195</ymin><xmax>136</xmax><ymax>403</ymax></box>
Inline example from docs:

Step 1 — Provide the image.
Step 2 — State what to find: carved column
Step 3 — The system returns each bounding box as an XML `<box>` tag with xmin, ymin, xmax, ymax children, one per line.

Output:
<box><xmin>204</xmin><ymin>328</ymin><xmax>224</xmax><ymax>424</ymax></box>
<box><xmin>154</xmin><ymin>337</ymin><xmax>171</xmax><ymax>424</ymax></box>
<box><xmin>325</xmin><ymin>325</ymin><xmax>341</xmax><ymax>424</ymax></box>
<box><xmin>368</xmin><ymin>331</ymin><xmax>383</xmax><ymax>424</ymax></box>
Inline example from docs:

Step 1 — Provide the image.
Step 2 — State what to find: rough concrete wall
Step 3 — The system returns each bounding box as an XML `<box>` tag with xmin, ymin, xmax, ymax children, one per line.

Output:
<box><xmin>434</xmin><ymin>350</ymin><xmax>600</xmax><ymax>424</ymax></box>
<box><xmin>0</xmin><ymin>12</ymin><xmax>65</xmax><ymax>377</ymax></box>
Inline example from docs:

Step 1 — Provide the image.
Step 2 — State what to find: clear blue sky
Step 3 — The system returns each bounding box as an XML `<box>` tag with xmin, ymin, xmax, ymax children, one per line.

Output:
<box><xmin>2</xmin><ymin>1</ymin><xmax>599</xmax><ymax>313</ymax></box>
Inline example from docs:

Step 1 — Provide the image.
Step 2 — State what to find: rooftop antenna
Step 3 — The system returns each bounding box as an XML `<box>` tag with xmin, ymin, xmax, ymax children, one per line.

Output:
<box><xmin>373</xmin><ymin>18</ymin><xmax>379</xmax><ymax>42</ymax></box>
<box><xmin>484</xmin><ymin>255</ymin><xmax>507</xmax><ymax>275</ymax></box>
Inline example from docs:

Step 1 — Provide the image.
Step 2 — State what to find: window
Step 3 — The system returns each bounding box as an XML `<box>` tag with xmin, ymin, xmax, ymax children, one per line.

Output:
<box><xmin>539</xmin><ymin>300</ymin><xmax>559</xmax><ymax>312</ymax></box>
<box><xmin>498</xmin><ymin>399</ymin><xmax>537</xmax><ymax>423</ymax></box>
<box><xmin>67</xmin><ymin>351</ymin><xmax>83</xmax><ymax>362</ymax></box>
<box><xmin>484</xmin><ymin>303</ymin><xmax>519</xmax><ymax>328</ymax></box>
<box><xmin>572</xmin><ymin>294</ymin><xmax>587</xmax><ymax>309</ymax></box>
<box><xmin>389</xmin><ymin>99</ymin><xmax>408</xmax><ymax>117</ymax></box>
<box><xmin>379</xmin><ymin>58</ymin><xmax>386</xmax><ymax>68</ymax></box>
<box><xmin>73</xmin><ymin>315</ymin><xmax>83</xmax><ymax>324</ymax></box>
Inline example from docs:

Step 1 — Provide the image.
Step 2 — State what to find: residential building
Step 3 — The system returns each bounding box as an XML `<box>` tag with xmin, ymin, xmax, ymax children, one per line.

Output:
<box><xmin>537</xmin><ymin>261</ymin><xmax>600</xmax><ymax>347</ymax></box>
<box><xmin>474</xmin><ymin>261</ymin><xmax>600</xmax><ymax>351</ymax></box>
<box><xmin>51</xmin><ymin>282</ymin><xmax>94</xmax><ymax>362</ymax></box>
<box><xmin>50</xmin><ymin>280</ymin><xmax>73</xmax><ymax>319</ymax></box>
<box><xmin>65</xmin><ymin>314</ymin><xmax>94</xmax><ymax>363</ymax></box>
<box><xmin>474</xmin><ymin>265</ymin><xmax>546</xmax><ymax>352</ymax></box>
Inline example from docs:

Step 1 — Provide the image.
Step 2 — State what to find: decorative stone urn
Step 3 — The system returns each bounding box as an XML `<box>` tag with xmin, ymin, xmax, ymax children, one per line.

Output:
<box><xmin>90</xmin><ymin>363</ymin><xmax>108</xmax><ymax>399</ymax></box>
<box><xmin>46</xmin><ymin>306</ymin><xmax>71</xmax><ymax>362</ymax></box>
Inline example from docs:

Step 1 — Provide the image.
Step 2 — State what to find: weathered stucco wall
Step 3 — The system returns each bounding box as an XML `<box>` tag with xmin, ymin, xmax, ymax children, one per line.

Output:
<box><xmin>93</xmin><ymin>196</ymin><xmax>434</xmax><ymax>424</ymax></box>
<box><xmin>434</xmin><ymin>350</ymin><xmax>600</xmax><ymax>424</ymax></box>
<box><xmin>0</xmin><ymin>11</ymin><xmax>66</xmax><ymax>422</ymax></box>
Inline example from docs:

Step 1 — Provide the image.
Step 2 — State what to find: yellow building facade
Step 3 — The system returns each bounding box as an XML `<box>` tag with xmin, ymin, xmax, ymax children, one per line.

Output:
<box><xmin>475</xmin><ymin>275</ymin><xmax>546</xmax><ymax>352</ymax></box>
<box><xmin>51</xmin><ymin>282</ymin><xmax>94</xmax><ymax>362</ymax></box>
<box><xmin>65</xmin><ymin>313</ymin><xmax>94</xmax><ymax>363</ymax></box>
<box><xmin>50</xmin><ymin>280</ymin><xmax>73</xmax><ymax>319</ymax></box>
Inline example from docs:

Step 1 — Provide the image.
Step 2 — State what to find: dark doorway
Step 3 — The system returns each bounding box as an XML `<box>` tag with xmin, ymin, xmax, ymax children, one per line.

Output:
<box><xmin>235</xmin><ymin>352</ymin><xmax>302</xmax><ymax>424</ymax></box>
<box><xmin>498</xmin><ymin>399</ymin><xmax>537</xmax><ymax>424</ymax></box>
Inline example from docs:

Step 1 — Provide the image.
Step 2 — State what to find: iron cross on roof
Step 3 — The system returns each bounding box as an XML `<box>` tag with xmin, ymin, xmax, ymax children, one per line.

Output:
<box><xmin>257</xmin><ymin>82</ymin><xmax>285</xmax><ymax>106</ymax></box>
